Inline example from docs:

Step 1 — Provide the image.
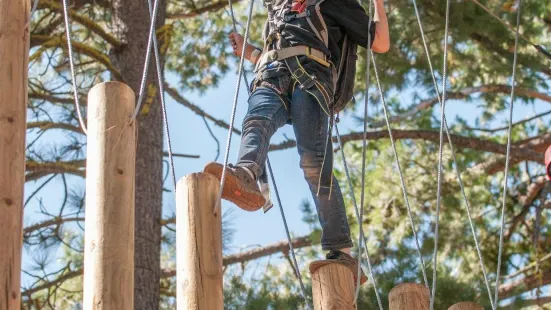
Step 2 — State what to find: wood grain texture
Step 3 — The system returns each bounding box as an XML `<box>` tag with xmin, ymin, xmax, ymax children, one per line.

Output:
<box><xmin>448</xmin><ymin>302</ymin><xmax>485</xmax><ymax>310</ymax></box>
<box><xmin>0</xmin><ymin>0</ymin><xmax>30</xmax><ymax>307</ymax></box>
<box><xmin>83</xmin><ymin>82</ymin><xmax>136</xmax><ymax>310</ymax></box>
<box><xmin>176</xmin><ymin>173</ymin><xmax>223</xmax><ymax>310</ymax></box>
<box><xmin>388</xmin><ymin>283</ymin><xmax>430</xmax><ymax>310</ymax></box>
<box><xmin>311</xmin><ymin>263</ymin><xmax>355</xmax><ymax>310</ymax></box>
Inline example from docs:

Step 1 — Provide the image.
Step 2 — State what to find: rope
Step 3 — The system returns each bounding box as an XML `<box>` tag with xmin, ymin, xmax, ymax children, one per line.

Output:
<box><xmin>494</xmin><ymin>0</ymin><xmax>522</xmax><ymax>307</ymax></box>
<box><xmin>131</xmin><ymin>0</ymin><xmax>161</xmax><ymax>120</ymax></box>
<box><xmin>370</xmin><ymin>51</ymin><xmax>429</xmax><ymax>289</ymax></box>
<box><xmin>61</xmin><ymin>0</ymin><xmax>87</xmax><ymax>134</ymax></box>
<box><xmin>145</xmin><ymin>0</ymin><xmax>177</xmax><ymax>192</ymax></box>
<box><xmin>224</xmin><ymin>1</ymin><xmax>311</xmax><ymax>306</ymax></box>
<box><xmin>30</xmin><ymin>0</ymin><xmax>40</xmax><ymax>22</ymax></box>
<box><xmin>354</xmin><ymin>0</ymin><xmax>374</xmax><ymax>300</ymax></box>
<box><xmin>266</xmin><ymin>160</ymin><xmax>312</xmax><ymax>310</ymax></box>
<box><xmin>429</xmin><ymin>0</ymin><xmax>450</xmax><ymax>307</ymax></box>
<box><xmin>226</xmin><ymin>0</ymin><xmax>251</xmax><ymax>89</ymax></box>
<box><xmin>470</xmin><ymin>0</ymin><xmax>551</xmax><ymax>61</ymax></box>
<box><xmin>218</xmin><ymin>0</ymin><xmax>255</xmax><ymax>208</ymax></box>
<box><xmin>410</xmin><ymin>0</ymin><xmax>495</xmax><ymax>306</ymax></box>
<box><xmin>335</xmin><ymin>124</ymin><xmax>383</xmax><ymax>310</ymax></box>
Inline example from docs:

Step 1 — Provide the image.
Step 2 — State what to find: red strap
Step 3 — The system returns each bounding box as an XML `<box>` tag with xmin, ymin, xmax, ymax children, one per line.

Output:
<box><xmin>291</xmin><ymin>0</ymin><xmax>307</xmax><ymax>13</ymax></box>
<box><xmin>545</xmin><ymin>145</ymin><xmax>551</xmax><ymax>180</ymax></box>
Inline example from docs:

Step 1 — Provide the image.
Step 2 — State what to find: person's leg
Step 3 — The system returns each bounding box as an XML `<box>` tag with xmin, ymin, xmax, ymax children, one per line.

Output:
<box><xmin>235</xmin><ymin>87</ymin><xmax>289</xmax><ymax>178</ymax></box>
<box><xmin>204</xmin><ymin>82</ymin><xmax>289</xmax><ymax>211</ymax></box>
<box><xmin>289</xmin><ymin>87</ymin><xmax>353</xmax><ymax>252</ymax></box>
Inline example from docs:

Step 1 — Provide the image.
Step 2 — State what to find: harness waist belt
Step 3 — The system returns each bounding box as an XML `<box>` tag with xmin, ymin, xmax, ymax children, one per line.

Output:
<box><xmin>256</xmin><ymin>45</ymin><xmax>330</xmax><ymax>71</ymax></box>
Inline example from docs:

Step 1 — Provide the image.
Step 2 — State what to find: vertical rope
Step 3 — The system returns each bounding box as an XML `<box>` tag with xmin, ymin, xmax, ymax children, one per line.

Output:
<box><xmin>370</xmin><ymin>51</ymin><xmax>429</xmax><ymax>288</ymax></box>
<box><xmin>223</xmin><ymin>2</ymin><xmax>311</xmax><ymax>306</ymax></box>
<box><xmin>218</xmin><ymin>0</ymin><xmax>255</xmax><ymax>209</ymax></box>
<box><xmin>410</xmin><ymin>0</ymin><xmax>495</xmax><ymax>305</ymax></box>
<box><xmin>336</xmin><ymin>124</ymin><xmax>383</xmax><ymax>310</ymax></box>
<box><xmin>131</xmin><ymin>0</ymin><xmax>161</xmax><ymax>120</ymax></box>
<box><xmin>267</xmin><ymin>160</ymin><xmax>312</xmax><ymax>310</ymax></box>
<box><xmin>493</xmin><ymin>1</ymin><xmax>522</xmax><ymax>307</ymax></box>
<box><xmin>355</xmin><ymin>0</ymin><xmax>374</xmax><ymax>301</ymax></box>
<box><xmin>61</xmin><ymin>0</ymin><xmax>87</xmax><ymax>134</ymax></box>
<box><xmin>145</xmin><ymin>0</ymin><xmax>177</xmax><ymax>192</ymax></box>
<box><xmin>429</xmin><ymin>0</ymin><xmax>450</xmax><ymax>308</ymax></box>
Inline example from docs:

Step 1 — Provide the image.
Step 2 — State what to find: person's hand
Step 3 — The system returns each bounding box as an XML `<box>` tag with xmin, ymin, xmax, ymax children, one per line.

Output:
<box><xmin>229</xmin><ymin>32</ymin><xmax>245</xmax><ymax>57</ymax></box>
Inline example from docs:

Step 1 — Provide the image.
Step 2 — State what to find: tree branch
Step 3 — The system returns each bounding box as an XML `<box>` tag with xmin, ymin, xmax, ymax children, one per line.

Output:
<box><xmin>498</xmin><ymin>267</ymin><xmax>551</xmax><ymax>299</ymax></box>
<box><xmin>160</xmin><ymin>234</ymin><xmax>316</xmax><ymax>278</ymax></box>
<box><xmin>37</xmin><ymin>0</ymin><xmax>122</xmax><ymax>48</ymax></box>
<box><xmin>369</xmin><ymin>84</ymin><xmax>551</xmax><ymax>128</ymax></box>
<box><xmin>165</xmin><ymin>83</ymin><xmax>241</xmax><ymax>135</ymax></box>
<box><xmin>30</xmin><ymin>35</ymin><xmax>123</xmax><ymax>80</ymax></box>
<box><xmin>270</xmin><ymin>129</ymin><xmax>544</xmax><ymax>162</ymax></box>
<box><xmin>24</xmin><ymin>217</ymin><xmax>85</xmax><ymax>235</ymax></box>
<box><xmin>27</xmin><ymin>121</ymin><xmax>83</xmax><ymax>134</ymax></box>
<box><xmin>29</xmin><ymin>92</ymin><xmax>85</xmax><ymax>105</ymax></box>
<box><xmin>25</xmin><ymin>160</ymin><xmax>86</xmax><ymax>182</ymax></box>
<box><xmin>167</xmin><ymin>0</ymin><xmax>243</xmax><ymax>19</ymax></box>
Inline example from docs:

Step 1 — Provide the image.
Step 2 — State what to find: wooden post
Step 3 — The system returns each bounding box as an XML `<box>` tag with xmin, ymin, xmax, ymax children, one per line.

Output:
<box><xmin>0</xmin><ymin>0</ymin><xmax>30</xmax><ymax>307</ymax></box>
<box><xmin>388</xmin><ymin>283</ymin><xmax>430</xmax><ymax>310</ymax></box>
<box><xmin>176</xmin><ymin>173</ymin><xmax>223</xmax><ymax>310</ymax></box>
<box><xmin>311</xmin><ymin>263</ymin><xmax>355</xmax><ymax>310</ymax></box>
<box><xmin>83</xmin><ymin>82</ymin><xmax>136</xmax><ymax>310</ymax></box>
<box><xmin>448</xmin><ymin>302</ymin><xmax>484</xmax><ymax>310</ymax></box>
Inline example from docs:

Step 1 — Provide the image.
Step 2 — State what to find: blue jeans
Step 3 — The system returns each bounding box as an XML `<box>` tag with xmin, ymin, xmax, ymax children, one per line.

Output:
<box><xmin>236</xmin><ymin>75</ymin><xmax>353</xmax><ymax>251</ymax></box>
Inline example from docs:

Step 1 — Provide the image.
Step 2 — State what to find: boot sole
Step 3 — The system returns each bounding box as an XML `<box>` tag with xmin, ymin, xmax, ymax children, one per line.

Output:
<box><xmin>204</xmin><ymin>163</ymin><xmax>265</xmax><ymax>212</ymax></box>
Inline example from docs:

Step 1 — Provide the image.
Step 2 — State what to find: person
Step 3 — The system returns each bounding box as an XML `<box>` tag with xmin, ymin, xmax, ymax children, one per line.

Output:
<box><xmin>204</xmin><ymin>0</ymin><xmax>390</xmax><ymax>285</ymax></box>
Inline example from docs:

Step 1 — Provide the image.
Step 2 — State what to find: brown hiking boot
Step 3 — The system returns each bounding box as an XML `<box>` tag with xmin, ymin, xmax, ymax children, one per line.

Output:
<box><xmin>204</xmin><ymin>162</ymin><xmax>266</xmax><ymax>212</ymax></box>
<box><xmin>309</xmin><ymin>250</ymin><xmax>368</xmax><ymax>286</ymax></box>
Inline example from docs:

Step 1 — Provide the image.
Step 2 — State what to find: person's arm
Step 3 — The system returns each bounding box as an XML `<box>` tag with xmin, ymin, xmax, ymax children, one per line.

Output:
<box><xmin>371</xmin><ymin>0</ymin><xmax>390</xmax><ymax>53</ymax></box>
<box><xmin>229</xmin><ymin>32</ymin><xmax>262</xmax><ymax>64</ymax></box>
<box><xmin>323</xmin><ymin>0</ymin><xmax>390</xmax><ymax>53</ymax></box>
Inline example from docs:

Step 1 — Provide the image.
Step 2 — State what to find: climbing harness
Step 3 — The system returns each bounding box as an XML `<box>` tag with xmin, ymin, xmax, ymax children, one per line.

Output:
<box><xmin>494</xmin><ymin>0</ymin><xmax>522</xmax><ymax>307</ymax></box>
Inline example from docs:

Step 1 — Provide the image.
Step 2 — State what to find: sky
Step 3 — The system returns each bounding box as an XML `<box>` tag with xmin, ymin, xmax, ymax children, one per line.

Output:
<box><xmin>20</xmin><ymin>45</ymin><xmax>551</xmax><ymax>303</ymax></box>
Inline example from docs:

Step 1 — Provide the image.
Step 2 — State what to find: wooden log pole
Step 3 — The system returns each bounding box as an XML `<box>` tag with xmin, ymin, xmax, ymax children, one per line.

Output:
<box><xmin>448</xmin><ymin>302</ymin><xmax>484</xmax><ymax>310</ymax></box>
<box><xmin>176</xmin><ymin>173</ymin><xmax>223</xmax><ymax>310</ymax></box>
<box><xmin>388</xmin><ymin>283</ymin><xmax>430</xmax><ymax>310</ymax></box>
<box><xmin>0</xmin><ymin>0</ymin><xmax>30</xmax><ymax>307</ymax></box>
<box><xmin>311</xmin><ymin>263</ymin><xmax>355</xmax><ymax>310</ymax></box>
<box><xmin>83</xmin><ymin>82</ymin><xmax>136</xmax><ymax>310</ymax></box>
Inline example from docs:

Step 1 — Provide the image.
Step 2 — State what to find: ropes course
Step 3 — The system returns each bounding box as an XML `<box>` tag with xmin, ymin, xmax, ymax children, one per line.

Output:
<box><xmin>52</xmin><ymin>0</ymin><xmax>547</xmax><ymax>307</ymax></box>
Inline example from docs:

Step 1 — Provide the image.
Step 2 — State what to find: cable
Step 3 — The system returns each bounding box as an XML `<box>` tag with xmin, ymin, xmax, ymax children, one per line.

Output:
<box><xmin>61</xmin><ymin>0</ymin><xmax>87</xmax><ymax>134</ymax></box>
<box><xmin>224</xmin><ymin>1</ymin><xmax>311</xmax><ymax>306</ymax></box>
<box><xmin>131</xmin><ymin>0</ymin><xmax>161</xmax><ymax>120</ymax></box>
<box><xmin>493</xmin><ymin>0</ymin><xmax>522</xmax><ymax>308</ymax></box>
<box><xmin>145</xmin><ymin>0</ymin><xmax>177</xmax><ymax>192</ymax></box>
<box><xmin>335</xmin><ymin>124</ymin><xmax>384</xmax><ymax>310</ymax></box>
<box><xmin>267</xmin><ymin>160</ymin><xmax>312</xmax><ymax>310</ymax></box>
<box><xmin>410</xmin><ymin>0</ymin><xmax>495</xmax><ymax>306</ymax></box>
<box><xmin>429</xmin><ymin>0</ymin><xmax>450</xmax><ymax>307</ymax></box>
<box><xmin>218</xmin><ymin>0</ymin><xmax>255</xmax><ymax>208</ymax></box>
<box><xmin>370</xmin><ymin>51</ymin><xmax>429</xmax><ymax>289</ymax></box>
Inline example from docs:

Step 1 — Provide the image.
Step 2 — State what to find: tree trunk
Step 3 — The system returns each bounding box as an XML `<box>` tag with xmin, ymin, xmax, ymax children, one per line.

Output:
<box><xmin>110</xmin><ymin>0</ymin><xmax>167</xmax><ymax>308</ymax></box>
